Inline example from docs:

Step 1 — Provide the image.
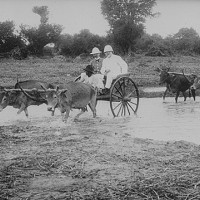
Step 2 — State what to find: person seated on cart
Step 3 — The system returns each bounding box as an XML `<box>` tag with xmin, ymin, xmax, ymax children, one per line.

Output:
<box><xmin>89</xmin><ymin>47</ymin><xmax>103</xmax><ymax>74</ymax></box>
<box><xmin>78</xmin><ymin>64</ymin><xmax>104</xmax><ymax>90</ymax></box>
<box><xmin>100</xmin><ymin>45</ymin><xmax>128</xmax><ymax>94</ymax></box>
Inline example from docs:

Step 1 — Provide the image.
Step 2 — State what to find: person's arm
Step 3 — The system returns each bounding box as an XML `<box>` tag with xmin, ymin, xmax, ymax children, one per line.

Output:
<box><xmin>118</xmin><ymin>56</ymin><xmax>128</xmax><ymax>73</ymax></box>
<box><xmin>78</xmin><ymin>73</ymin><xmax>85</xmax><ymax>82</ymax></box>
<box><xmin>101</xmin><ymin>59</ymin><xmax>111</xmax><ymax>75</ymax></box>
<box><xmin>100</xmin><ymin>60</ymin><xmax>106</xmax><ymax>75</ymax></box>
<box><xmin>89</xmin><ymin>59</ymin><xmax>94</xmax><ymax>66</ymax></box>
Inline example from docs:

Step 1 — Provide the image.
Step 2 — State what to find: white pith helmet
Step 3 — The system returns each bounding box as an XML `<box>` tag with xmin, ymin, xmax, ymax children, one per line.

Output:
<box><xmin>104</xmin><ymin>45</ymin><xmax>113</xmax><ymax>53</ymax></box>
<box><xmin>90</xmin><ymin>47</ymin><xmax>101</xmax><ymax>54</ymax></box>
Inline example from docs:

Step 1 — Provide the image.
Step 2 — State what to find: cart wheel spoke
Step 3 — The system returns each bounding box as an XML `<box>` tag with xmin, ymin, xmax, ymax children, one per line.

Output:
<box><xmin>112</xmin><ymin>93</ymin><xmax>123</xmax><ymax>100</ymax></box>
<box><xmin>114</xmin><ymin>84</ymin><xmax>123</xmax><ymax>97</ymax></box>
<box><xmin>122</xmin><ymin>78</ymin><xmax>126</xmax><ymax>96</ymax></box>
<box><xmin>121</xmin><ymin>103</ymin><xmax>125</xmax><ymax>116</ymax></box>
<box><xmin>123</xmin><ymin>104</ymin><xmax>126</xmax><ymax>116</ymax></box>
<box><xmin>126</xmin><ymin>89</ymin><xmax>137</xmax><ymax>97</ymax></box>
<box><xmin>125</xmin><ymin>102</ymin><xmax>131</xmax><ymax>115</ymax></box>
<box><xmin>117</xmin><ymin>103</ymin><xmax>123</xmax><ymax>117</ymax></box>
<box><xmin>113</xmin><ymin>102</ymin><xmax>122</xmax><ymax>111</ymax></box>
<box><xmin>128</xmin><ymin>101</ymin><xmax>137</xmax><ymax>106</ymax></box>
<box><xmin>127</xmin><ymin>101</ymin><xmax>136</xmax><ymax>113</ymax></box>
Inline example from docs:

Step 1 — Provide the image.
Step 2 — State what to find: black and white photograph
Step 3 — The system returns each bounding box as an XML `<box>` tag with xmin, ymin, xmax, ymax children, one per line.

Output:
<box><xmin>1</xmin><ymin>0</ymin><xmax>200</xmax><ymax>199</ymax></box>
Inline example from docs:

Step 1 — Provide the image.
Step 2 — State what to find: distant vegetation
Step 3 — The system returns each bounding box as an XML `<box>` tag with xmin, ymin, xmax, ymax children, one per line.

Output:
<box><xmin>1</xmin><ymin>1</ymin><xmax>200</xmax><ymax>59</ymax></box>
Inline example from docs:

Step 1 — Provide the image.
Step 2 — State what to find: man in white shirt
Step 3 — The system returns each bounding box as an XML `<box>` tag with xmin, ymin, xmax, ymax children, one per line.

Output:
<box><xmin>101</xmin><ymin>45</ymin><xmax>128</xmax><ymax>93</ymax></box>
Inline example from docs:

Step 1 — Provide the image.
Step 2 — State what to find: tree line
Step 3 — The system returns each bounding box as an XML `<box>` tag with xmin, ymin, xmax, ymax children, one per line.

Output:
<box><xmin>1</xmin><ymin>0</ymin><xmax>200</xmax><ymax>59</ymax></box>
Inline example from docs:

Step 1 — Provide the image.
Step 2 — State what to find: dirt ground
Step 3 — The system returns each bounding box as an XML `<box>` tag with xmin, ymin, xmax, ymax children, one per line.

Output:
<box><xmin>1</xmin><ymin>55</ymin><xmax>200</xmax><ymax>199</ymax></box>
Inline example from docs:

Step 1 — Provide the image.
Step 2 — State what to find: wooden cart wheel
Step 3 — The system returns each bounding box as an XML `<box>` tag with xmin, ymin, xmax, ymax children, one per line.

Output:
<box><xmin>110</xmin><ymin>76</ymin><xmax>139</xmax><ymax>117</ymax></box>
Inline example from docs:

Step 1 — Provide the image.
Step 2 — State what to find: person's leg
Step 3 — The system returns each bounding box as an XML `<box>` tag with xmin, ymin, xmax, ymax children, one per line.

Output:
<box><xmin>105</xmin><ymin>73</ymin><xmax>113</xmax><ymax>89</ymax></box>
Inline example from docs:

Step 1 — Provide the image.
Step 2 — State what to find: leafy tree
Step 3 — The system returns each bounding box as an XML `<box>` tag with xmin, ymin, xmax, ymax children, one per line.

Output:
<box><xmin>32</xmin><ymin>6</ymin><xmax>49</xmax><ymax>24</ymax></box>
<box><xmin>20</xmin><ymin>6</ymin><xmax>63</xmax><ymax>56</ymax></box>
<box><xmin>0</xmin><ymin>21</ymin><xmax>24</xmax><ymax>53</ymax></box>
<box><xmin>101</xmin><ymin>0</ymin><xmax>158</xmax><ymax>54</ymax></box>
<box><xmin>57</xmin><ymin>29</ymin><xmax>107</xmax><ymax>57</ymax></box>
<box><xmin>56</xmin><ymin>34</ymin><xmax>74</xmax><ymax>56</ymax></box>
<box><xmin>172</xmin><ymin>28</ymin><xmax>200</xmax><ymax>54</ymax></box>
<box><xmin>112</xmin><ymin>20</ymin><xmax>144</xmax><ymax>54</ymax></box>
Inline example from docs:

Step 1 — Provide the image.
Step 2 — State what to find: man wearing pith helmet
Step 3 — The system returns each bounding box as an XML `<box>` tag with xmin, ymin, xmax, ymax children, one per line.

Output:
<box><xmin>90</xmin><ymin>47</ymin><xmax>103</xmax><ymax>74</ymax></box>
<box><xmin>101</xmin><ymin>45</ymin><xmax>128</xmax><ymax>94</ymax></box>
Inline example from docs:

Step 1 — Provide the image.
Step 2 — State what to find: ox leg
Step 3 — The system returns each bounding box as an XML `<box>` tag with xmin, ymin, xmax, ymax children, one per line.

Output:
<box><xmin>88</xmin><ymin>93</ymin><xmax>97</xmax><ymax>118</ymax></box>
<box><xmin>24</xmin><ymin>108</ymin><xmax>29</xmax><ymax>117</ymax></box>
<box><xmin>88</xmin><ymin>102</ymin><xmax>97</xmax><ymax>118</ymax></box>
<box><xmin>163</xmin><ymin>88</ymin><xmax>168</xmax><ymax>100</ymax></box>
<box><xmin>74</xmin><ymin>108</ymin><xmax>86</xmax><ymax>121</ymax></box>
<box><xmin>17</xmin><ymin>104</ymin><xmax>28</xmax><ymax>117</ymax></box>
<box><xmin>175</xmin><ymin>91</ymin><xmax>180</xmax><ymax>103</ymax></box>
<box><xmin>62</xmin><ymin>107</ymin><xmax>70</xmax><ymax>123</ymax></box>
<box><xmin>182</xmin><ymin>91</ymin><xmax>187</xmax><ymax>101</ymax></box>
<box><xmin>191</xmin><ymin>89</ymin><xmax>196</xmax><ymax>101</ymax></box>
<box><xmin>51</xmin><ymin>108</ymin><xmax>55</xmax><ymax>116</ymax></box>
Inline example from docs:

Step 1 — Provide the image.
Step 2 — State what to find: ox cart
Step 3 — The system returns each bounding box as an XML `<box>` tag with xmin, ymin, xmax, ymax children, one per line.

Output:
<box><xmin>75</xmin><ymin>73</ymin><xmax>139</xmax><ymax>117</ymax></box>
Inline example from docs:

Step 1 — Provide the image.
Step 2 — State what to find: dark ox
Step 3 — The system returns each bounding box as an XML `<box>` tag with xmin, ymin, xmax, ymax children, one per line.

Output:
<box><xmin>20</xmin><ymin>81</ymin><xmax>97</xmax><ymax>122</ymax></box>
<box><xmin>0</xmin><ymin>80</ymin><xmax>54</xmax><ymax>117</ymax></box>
<box><xmin>155</xmin><ymin>67</ymin><xmax>196</xmax><ymax>103</ymax></box>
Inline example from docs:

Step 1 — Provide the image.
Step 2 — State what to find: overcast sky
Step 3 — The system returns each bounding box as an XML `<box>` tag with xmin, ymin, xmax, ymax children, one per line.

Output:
<box><xmin>0</xmin><ymin>0</ymin><xmax>200</xmax><ymax>38</ymax></box>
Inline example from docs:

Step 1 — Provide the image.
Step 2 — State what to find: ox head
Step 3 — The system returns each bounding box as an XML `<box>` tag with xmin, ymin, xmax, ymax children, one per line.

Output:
<box><xmin>190</xmin><ymin>76</ymin><xmax>200</xmax><ymax>100</ymax></box>
<box><xmin>181</xmin><ymin>70</ymin><xmax>197</xmax><ymax>100</ymax></box>
<box><xmin>190</xmin><ymin>77</ymin><xmax>200</xmax><ymax>90</ymax></box>
<box><xmin>0</xmin><ymin>90</ymin><xmax>9</xmax><ymax>111</ymax></box>
<box><xmin>154</xmin><ymin>67</ymin><xmax>170</xmax><ymax>85</ymax></box>
<box><xmin>57</xmin><ymin>88</ymin><xmax>72</xmax><ymax>114</ymax></box>
<box><xmin>45</xmin><ymin>86</ymin><xmax>71</xmax><ymax>115</ymax></box>
<box><xmin>0</xmin><ymin>89</ymin><xmax>17</xmax><ymax>111</ymax></box>
<box><xmin>45</xmin><ymin>88</ymin><xmax>59</xmax><ymax>115</ymax></box>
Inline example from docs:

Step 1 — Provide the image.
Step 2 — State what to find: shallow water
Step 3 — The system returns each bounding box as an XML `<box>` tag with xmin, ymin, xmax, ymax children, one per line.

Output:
<box><xmin>141</xmin><ymin>86</ymin><xmax>166</xmax><ymax>93</ymax></box>
<box><xmin>0</xmin><ymin>96</ymin><xmax>200</xmax><ymax>144</ymax></box>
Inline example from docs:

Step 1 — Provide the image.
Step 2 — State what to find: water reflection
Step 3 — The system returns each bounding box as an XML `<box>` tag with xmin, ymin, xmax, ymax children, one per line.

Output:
<box><xmin>0</xmin><ymin>97</ymin><xmax>200</xmax><ymax>144</ymax></box>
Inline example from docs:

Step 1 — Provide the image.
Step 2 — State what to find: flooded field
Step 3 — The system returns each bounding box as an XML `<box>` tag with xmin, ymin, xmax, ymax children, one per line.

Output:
<box><xmin>1</xmin><ymin>96</ymin><xmax>200</xmax><ymax>144</ymax></box>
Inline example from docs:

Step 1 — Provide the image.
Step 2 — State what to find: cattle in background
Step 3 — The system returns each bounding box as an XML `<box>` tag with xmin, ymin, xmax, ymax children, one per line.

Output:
<box><xmin>190</xmin><ymin>76</ymin><xmax>200</xmax><ymax>100</ymax></box>
<box><xmin>155</xmin><ymin>67</ymin><xmax>196</xmax><ymax>103</ymax></box>
<box><xmin>0</xmin><ymin>80</ymin><xmax>55</xmax><ymax>117</ymax></box>
<box><xmin>19</xmin><ymin>81</ymin><xmax>97</xmax><ymax>122</ymax></box>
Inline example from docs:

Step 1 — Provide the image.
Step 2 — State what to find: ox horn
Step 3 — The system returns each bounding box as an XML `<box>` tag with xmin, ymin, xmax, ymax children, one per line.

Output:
<box><xmin>154</xmin><ymin>67</ymin><xmax>161</xmax><ymax>72</ymax></box>
<box><xmin>17</xmin><ymin>81</ymin><xmax>47</xmax><ymax>103</ymax></box>
<box><xmin>40</xmin><ymin>84</ymin><xmax>47</xmax><ymax>91</ymax></box>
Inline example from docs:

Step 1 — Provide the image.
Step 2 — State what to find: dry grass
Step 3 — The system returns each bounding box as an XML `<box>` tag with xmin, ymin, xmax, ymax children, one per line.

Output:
<box><xmin>1</xmin><ymin>55</ymin><xmax>200</xmax><ymax>96</ymax></box>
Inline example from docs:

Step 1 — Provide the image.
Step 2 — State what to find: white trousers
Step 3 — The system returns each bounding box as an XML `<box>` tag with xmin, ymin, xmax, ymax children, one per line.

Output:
<box><xmin>105</xmin><ymin>73</ymin><xmax>118</xmax><ymax>89</ymax></box>
<box><xmin>93</xmin><ymin>74</ymin><xmax>105</xmax><ymax>89</ymax></box>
